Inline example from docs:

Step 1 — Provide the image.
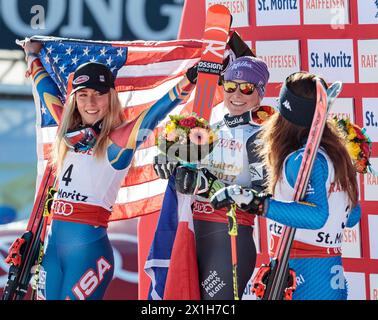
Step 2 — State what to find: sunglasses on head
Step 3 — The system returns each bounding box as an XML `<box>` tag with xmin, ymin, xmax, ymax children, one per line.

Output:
<box><xmin>222</xmin><ymin>80</ymin><xmax>257</xmax><ymax>95</ymax></box>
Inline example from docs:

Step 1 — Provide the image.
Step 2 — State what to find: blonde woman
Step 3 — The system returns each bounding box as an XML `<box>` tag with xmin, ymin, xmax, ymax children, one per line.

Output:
<box><xmin>24</xmin><ymin>40</ymin><xmax>197</xmax><ymax>300</ymax></box>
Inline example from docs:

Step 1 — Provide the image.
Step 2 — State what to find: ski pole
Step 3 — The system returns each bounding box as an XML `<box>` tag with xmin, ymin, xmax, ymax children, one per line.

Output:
<box><xmin>31</xmin><ymin>185</ymin><xmax>57</xmax><ymax>300</ymax></box>
<box><xmin>226</xmin><ymin>203</ymin><xmax>239</xmax><ymax>300</ymax></box>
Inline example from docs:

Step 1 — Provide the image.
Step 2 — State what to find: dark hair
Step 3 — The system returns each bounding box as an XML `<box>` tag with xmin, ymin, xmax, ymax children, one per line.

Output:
<box><xmin>259</xmin><ymin>72</ymin><xmax>358</xmax><ymax>207</ymax></box>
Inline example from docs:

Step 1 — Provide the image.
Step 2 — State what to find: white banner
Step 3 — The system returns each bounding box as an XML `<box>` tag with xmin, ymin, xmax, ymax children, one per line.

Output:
<box><xmin>368</xmin><ymin>215</ymin><xmax>378</xmax><ymax>259</ymax></box>
<box><xmin>345</xmin><ymin>272</ymin><xmax>366</xmax><ymax>300</ymax></box>
<box><xmin>255</xmin><ymin>0</ymin><xmax>300</xmax><ymax>26</ymax></box>
<box><xmin>357</xmin><ymin>0</ymin><xmax>378</xmax><ymax>24</ymax></box>
<box><xmin>370</xmin><ymin>274</ymin><xmax>378</xmax><ymax>300</ymax></box>
<box><xmin>256</xmin><ymin>40</ymin><xmax>300</xmax><ymax>83</ymax></box>
<box><xmin>304</xmin><ymin>0</ymin><xmax>349</xmax><ymax>25</ymax></box>
<box><xmin>342</xmin><ymin>224</ymin><xmax>361</xmax><ymax>259</ymax></box>
<box><xmin>206</xmin><ymin>0</ymin><xmax>249</xmax><ymax>27</ymax></box>
<box><xmin>364</xmin><ymin>158</ymin><xmax>378</xmax><ymax>201</ymax></box>
<box><xmin>327</xmin><ymin>98</ymin><xmax>354</xmax><ymax>122</ymax></box>
<box><xmin>362</xmin><ymin>98</ymin><xmax>378</xmax><ymax>142</ymax></box>
<box><xmin>358</xmin><ymin>40</ymin><xmax>378</xmax><ymax>83</ymax></box>
<box><xmin>308</xmin><ymin>39</ymin><xmax>355</xmax><ymax>83</ymax></box>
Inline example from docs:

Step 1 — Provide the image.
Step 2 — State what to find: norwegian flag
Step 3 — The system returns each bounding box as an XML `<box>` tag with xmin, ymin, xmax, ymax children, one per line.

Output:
<box><xmin>30</xmin><ymin>36</ymin><xmax>206</xmax><ymax>221</ymax></box>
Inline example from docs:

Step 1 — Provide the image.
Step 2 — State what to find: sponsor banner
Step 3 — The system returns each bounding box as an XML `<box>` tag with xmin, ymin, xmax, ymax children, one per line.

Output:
<box><xmin>304</xmin><ymin>0</ymin><xmax>350</xmax><ymax>25</ymax></box>
<box><xmin>370</xmin><ymin>274</ymin><xmax>378</xmax><ymax>300</ymax></box>
<box><xmin>0</xmin><ymin>0</ymin><xmax>185</xmax><ymax>49</ymax></box>
<box><xmin>206</xmin><ymin>0</ymin><xmax>249</xmax><ymax>27</ymax></box>
<box><xmin>357</xmin><ymin>1</ymin><xmax>378</xmax><ymax>24</ymax></box>
<box><xmin>256</xmin><ymin>40</ymin><xmax>300</xmax><ymax>83</ymax></box>
<box><xmin>358</xmin><ymin>40</ymin><xmax>378</xmax><ymax>84</ymax></box>
<box><xmin>345</xmin><ymin>272</ymin><xmax>366</xmax><ymax>300</ymax></box>
<box><xmin>362</xmin><ymin>98</ymin><xmax>378</xmax><ymax>142</ymax></box>
<box><xmin>308</xmin><ymin>39</ymin><xmax>354</xmax><ymax>83</ymax></box>
<box><xmin>368</xmin><ymin>215</ymin><xmax>378</xmax><ymax>259</ymax></box>
<box><xmin>364</xmin><ymin>158</ymin><xmax>378</xmax><ymax>201</ymax></box>
<box><xmin>327</xmin><ymin>98</ymin><xmax>354</xmax><ymax>122</ymax></box>
<box><xmin>255</xmin><ymin>0</ymin><xmax>300</xmax><ymax>26</ymax></box>
<box><xmin>342</xmin><ymin>223</ymin><xmax>361</xmax><ymax>258</ymax></box>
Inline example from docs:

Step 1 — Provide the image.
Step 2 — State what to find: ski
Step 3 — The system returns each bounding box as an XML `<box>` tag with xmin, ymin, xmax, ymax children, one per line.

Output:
<box><xmin>253</xmin><ymin>80</ymin><xmax>343</xmax><ymax>300</ymax></box>
<box><xmin>192</xmin><ymin>4</ymin><xmax>231</xmax><ymax>121</ymax></box>
<box><xmin>2</xmin><ymin>164</ymin><xmax>56</xmax><ymax>300</ymax></box>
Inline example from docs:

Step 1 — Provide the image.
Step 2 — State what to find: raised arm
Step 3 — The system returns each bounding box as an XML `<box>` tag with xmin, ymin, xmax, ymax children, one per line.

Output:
<box><xmin>107</xmin><ymin>75</ymin><xmax>195</xmax><ymax>170</ymax></box>
<box><xmin>24</xmin><ymin>41</ymin><xmax>63</xmax><ymax>125</ymax></box>
<box><xmin>110</xmin><ymin>75</ymin><xmax>195</xmax><ymax>150</ymax></box>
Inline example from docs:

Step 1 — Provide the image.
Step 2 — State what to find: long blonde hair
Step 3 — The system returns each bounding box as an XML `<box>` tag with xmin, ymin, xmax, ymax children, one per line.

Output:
<box><xmin>258</xmin><ymin>72</ymin><xmax>359</xmax><ymax>207</ymax></box>
<box><xmin>52</xmin><ymin>88</ymin><xmax>125</xmax><ymax>172</ymax></box>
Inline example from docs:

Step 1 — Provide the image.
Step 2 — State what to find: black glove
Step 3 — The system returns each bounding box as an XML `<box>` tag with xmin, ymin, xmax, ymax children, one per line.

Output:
<box><xmin>153</xmin><ymin>153</ymin><xmax>179</xmax><ymax>179</ymax></box>
<box><xmin>210</xmin><ymin>185</ymin><xmax>270</xmax><ymax>215</ymax></box>
<box><xmin>219</xmin><ymin>31</ymin><xmax>255</xmax><ymax>85</ymax></box>
<box><xmin>175</xmin><ymin>166</ymin><xmax>222</xmax><ymax>197</ymax></box>
<box><xmin>186</xmin><ymin>64</ymin><xmax>198</xmax><ymax>84</ymax></box>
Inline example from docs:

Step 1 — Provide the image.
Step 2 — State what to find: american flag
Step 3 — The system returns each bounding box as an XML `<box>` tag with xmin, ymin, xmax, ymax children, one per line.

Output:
<box><xmin>30</xmin><ymin>36</ymin><xmax>214</xmax><ymax>221</ymax></box>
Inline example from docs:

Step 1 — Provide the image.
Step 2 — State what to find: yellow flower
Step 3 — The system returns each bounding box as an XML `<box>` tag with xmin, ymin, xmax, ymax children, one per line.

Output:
<box><xmin>346</xmin><ymin>141</ymin><xmax>361</xmax><ymax>160</ymax></box>
<box><xmin>165</xmin><ymin>122</ymin><xmax>176</xmax><ymax>134</ymax></box>
<box><xmin>347</xmin><ymin>126</ymin><xmax>357</xmax><ymax>140</ymax></box>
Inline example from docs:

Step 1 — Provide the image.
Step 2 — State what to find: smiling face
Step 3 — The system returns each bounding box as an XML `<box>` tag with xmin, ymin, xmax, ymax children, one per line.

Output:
<box><xmin>223</xmin><ymin>80</ymin><xmax>261</xmax><ymax>116</ymax></box>
<box><xmin>75</xmin><ymin>88</ymin><xmax>109</xmax><ymax>125</ymax></box>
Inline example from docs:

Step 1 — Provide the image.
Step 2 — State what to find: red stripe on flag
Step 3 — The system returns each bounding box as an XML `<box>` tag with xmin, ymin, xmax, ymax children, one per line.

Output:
<box><xmin>125</xmin><ymin>47</ymin><xmax>202</xmax><ymax>65</ymax></box>
<box><xmin>110</xmin><ymin>193</ymin><xmax>164</xmax><ymax>221</ymax></box>
<box><xmin>123</xmin><ymin>164</ymin><xmax>158</xmax><ymax>187</ymax></box>
<box><xmin>116</xmin><ymin>74</ymin><xmax>183</xmax><ymax>91</ymax></box>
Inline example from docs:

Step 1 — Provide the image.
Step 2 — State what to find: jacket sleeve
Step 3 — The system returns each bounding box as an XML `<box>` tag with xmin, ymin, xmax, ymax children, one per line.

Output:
<box><xmin>29</xmin><ymin>57</ymin><xmax>64</xmax><ymax>125</ymax></box>
<box><xmin>346</xmin><ymin>204</ymin><xmax>361</xmax><ymax>228</ymax></box>
<box><xmin>265</xmin><ymin>152</ymin><xmax>330</xmax><ymax>230</ymax></box>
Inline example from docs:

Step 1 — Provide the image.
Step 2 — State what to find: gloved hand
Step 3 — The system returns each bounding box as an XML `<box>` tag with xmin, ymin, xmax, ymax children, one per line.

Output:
<box><xmin>186</xmin><ymin>63</ymin><xmax>198</xmax><ymax>84</ymax></box>
<box><xmin>219</xmin><ymin>31</ymin><xmax>255</xmax><ymax>85</ymax></box>
<box><xmin>175</xmin><ymin>166</ymin><xmax>223</xmax><ymax>198</ymax></box>
<box><xmin>153</xmin><ymin>153</ymin><xmax>179</xmax><ymax>179</ymax></box>
<box><xmin>210</xmin><ymin>185</ymin><xmax>270</xmax><ymax>215</ymax></box>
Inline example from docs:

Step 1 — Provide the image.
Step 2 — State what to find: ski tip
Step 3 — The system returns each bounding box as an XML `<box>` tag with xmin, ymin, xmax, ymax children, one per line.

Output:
<box><xmin>207</xmin><ymin>4</ymin><xmax>231</xmax><ymax>15</ymax></box>
<box><xmin>327</xmin><ymin>81</ymin><xmax>343</xmax><ymax>99</ymax></box>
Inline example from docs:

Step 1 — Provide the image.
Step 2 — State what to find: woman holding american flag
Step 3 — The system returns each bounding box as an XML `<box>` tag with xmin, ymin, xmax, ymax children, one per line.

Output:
<box><xmin>23</xmin><ymin>39</ymin><xmax>197</xmax><ymax>300</ymax></box>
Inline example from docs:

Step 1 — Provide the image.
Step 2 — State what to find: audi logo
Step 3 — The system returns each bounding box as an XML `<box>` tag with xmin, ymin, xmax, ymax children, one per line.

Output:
<box><xmin>52</xmin><ymin>201</ymin><xmax>74</xmax><ymax>216</ymax></box>
<box><xmin>193</xmin><ymin>202</ymin><xmax>214</xmax><ymax>215</ymax></box>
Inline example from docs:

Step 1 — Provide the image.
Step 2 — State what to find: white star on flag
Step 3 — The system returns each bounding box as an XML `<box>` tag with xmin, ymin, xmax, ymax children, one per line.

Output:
<box><xmin>71</xmin><ymin>56</ymin><xmax>79</xmax><ymax>65</ymax></box>
<box><xmin>52</xmin><ymin>55</ymin><xmax>60</xmax><ymax>64</ymax></box>
<box><xmin>100</xmin><ymin>47</ymin><xmax>108</xmax><ymax>56</ymax></box>
<box><xmin>83</xmin><ymin>47</ymin><xmax>90</xmax><ymax>56</ymax></box>
<box><xmin>59</xmin><ymin>65</ymin><xmax>66</xmax><ymax>73</ymax></box>
<box><xmin>117</xmin><ymin>48</ymin><xmax>124</xmax><ymax>57</ymax></box>
<box><xmin>106</xmin><ymin>56</ymin><xmax>113</xmax><ymax>66</ymax></box>
<box><xmin>65</xmin><ymin>47</ymin><xmax>73</xmax><ymax>55</ymax></box>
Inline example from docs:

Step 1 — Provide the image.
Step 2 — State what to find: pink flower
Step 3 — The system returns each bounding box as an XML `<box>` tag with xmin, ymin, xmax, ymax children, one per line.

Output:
<box><xmin>179</xmin><ymin>117</ymin><xmax>197</xmax><ymax>128</ymax></box>
<box><xmin>166</xmin><ymin>130</ymin><xmax>178</xmax><ymax>142</ymax></box>
<box><xmin>189</xmin><ymin>127</ymin><xmax>209</xmax><ymax>145</ymax></box>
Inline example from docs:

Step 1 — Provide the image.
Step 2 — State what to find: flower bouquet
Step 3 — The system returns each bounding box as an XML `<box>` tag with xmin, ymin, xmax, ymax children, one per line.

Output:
<box><xmin>157</xmin><ymin>113</ymin><xmax>218</xmax><ymax>164</ymax></box>
<box><xmin>332</xmin><ymin>116</ymin><xmax>373</xmax><ymax>174</ymax></box>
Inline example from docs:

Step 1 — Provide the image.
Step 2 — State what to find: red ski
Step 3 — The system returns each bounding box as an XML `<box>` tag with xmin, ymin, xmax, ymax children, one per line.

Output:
<box><xmin>2</xmin><ymin>164</ymin><xmax>56</xmax><ymax>300</ymax></box>
<box><xmin>192</xmin><ymin>4</ymin><xmax>231</xmax><ymax>121</ymax></box>
<box><xmin>253</xmin><ymin>80</ymin><xmax>343</xmax><ymax>300</ymax></box>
